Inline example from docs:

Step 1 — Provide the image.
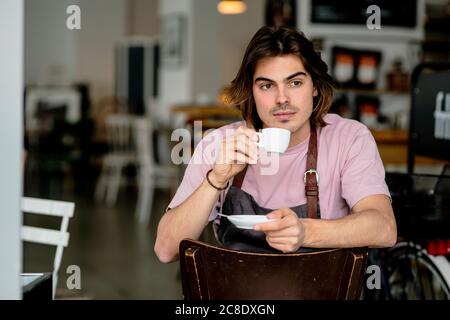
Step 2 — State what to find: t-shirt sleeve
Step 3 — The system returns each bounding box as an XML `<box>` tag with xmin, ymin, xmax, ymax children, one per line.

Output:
<box><xmin>166</xmin><ymin>130</ymin><xmax>225</xmax><ymax>222</ymax></box>
<box><xmin>341</xmin><ymin>127</ymin><xmax>391</xmax><ymax>209</ymax></box>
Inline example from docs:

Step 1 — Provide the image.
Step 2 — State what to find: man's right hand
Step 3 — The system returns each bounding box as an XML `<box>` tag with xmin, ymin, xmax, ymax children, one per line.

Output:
<box><xmin>209</xmin><ymin>126</ymin><xmax>259</xmax><ymax>188</ymax></box>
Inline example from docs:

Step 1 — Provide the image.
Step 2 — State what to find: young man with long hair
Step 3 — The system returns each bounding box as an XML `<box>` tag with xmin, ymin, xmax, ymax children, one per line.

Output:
<box><xmin>155</xmin><ymin>26</ymin><xmax>396</xmax><ymax>263</ymax></box>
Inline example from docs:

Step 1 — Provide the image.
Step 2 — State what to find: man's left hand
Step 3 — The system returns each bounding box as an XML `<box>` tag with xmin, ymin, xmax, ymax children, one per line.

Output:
<box><xmin>253</xmin><ymin>207</ymin><xmax>305</xmax><ymax>253</ymax></box>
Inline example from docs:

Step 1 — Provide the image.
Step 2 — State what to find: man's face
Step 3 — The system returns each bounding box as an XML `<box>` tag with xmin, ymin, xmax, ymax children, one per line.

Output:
<box><xmin>252</xmin><ymin>54</ymin><xmax>317</xmax><ymax>135</ymax></box>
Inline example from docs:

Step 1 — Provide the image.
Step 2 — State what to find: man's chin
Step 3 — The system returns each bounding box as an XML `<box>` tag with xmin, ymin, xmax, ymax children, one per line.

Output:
<box><xmin>275</xmin><ymin>121</ymin><xmax>302</xmax><ymax>133</ymax></box>
<box><xmin>263</xmin><ymin>122</ymin><xmax>294</xmax><ymax>132</ymax></box>
<box><xmin>283</xmin><ymin>121</ymin><xmax>310</xmax><ymax>135</ymax></box>
<box><xmin>263</xmin><ymin>118</ymin><xmax>306</xmax><ymax>132</ymax></box>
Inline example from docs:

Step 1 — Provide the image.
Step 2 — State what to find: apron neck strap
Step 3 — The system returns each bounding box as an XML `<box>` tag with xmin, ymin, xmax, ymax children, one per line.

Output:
<box><xmin>305</xmin><ymin>123</ymin><xmax>319</xmax><ymax>218</ymax></box>
<box><xmin>232</xmin><ymin>166</ymin><xmax>248</xmax><ymax>189</ymax></box>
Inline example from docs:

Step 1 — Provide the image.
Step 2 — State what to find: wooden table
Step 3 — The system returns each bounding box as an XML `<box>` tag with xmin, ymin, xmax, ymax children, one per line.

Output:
<box><xmin>22</xmin><ymin>273</ymin><xmax>52</xmax><ymax>300</ymax></box>
<box><xmin>371</xmin><ymin>129</ymin><xmax>450</xmax><ymax>166</ymax></box>
<box><xmin>171</xmin><ymin>104</ymin><xmax>243</xmax><ymax>132</ymax></box>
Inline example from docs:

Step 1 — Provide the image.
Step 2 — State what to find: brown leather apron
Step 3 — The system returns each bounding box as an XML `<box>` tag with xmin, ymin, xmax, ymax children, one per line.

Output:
<box><xmin>215</xmin><ymin>124</ymin><xmax>320</xmax><ymax>253</ymax></box>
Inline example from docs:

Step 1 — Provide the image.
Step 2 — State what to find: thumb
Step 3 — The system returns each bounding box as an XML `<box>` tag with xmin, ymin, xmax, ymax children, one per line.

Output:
<box><xmin>267</xmin><ymin>207</ymin><xmax>292</xmax><ymax>219</ymax></box>
<box><xmin>267</xmin><ymin>209</ymin><xmax>284</xmax><ymax>220</ymax></box>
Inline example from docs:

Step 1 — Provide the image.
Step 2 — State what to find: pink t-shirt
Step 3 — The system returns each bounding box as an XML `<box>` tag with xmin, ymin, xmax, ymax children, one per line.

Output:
<box><xmin>168</xmin><ymin>113</ymin><xmax>390</xmax><ymax>221</ymax></box>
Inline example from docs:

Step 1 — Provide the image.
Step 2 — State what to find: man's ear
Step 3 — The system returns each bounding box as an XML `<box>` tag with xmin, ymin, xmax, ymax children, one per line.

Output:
<box><xmin>313</xmin><ymin>88</ymin><xmax>318</xmax><ymax>97</ymax></box>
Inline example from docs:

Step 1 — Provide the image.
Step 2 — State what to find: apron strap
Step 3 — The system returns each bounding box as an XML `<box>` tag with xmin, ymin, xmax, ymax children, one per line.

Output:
<box><xmin>305</xmin><ymin>124</ymin><xmax>319</xmax><ymax>219</ymax></box>
<box><xmin>232</xmin><ymin>165</ymin><xmax>248</xmax><ymax>189</ymax></box>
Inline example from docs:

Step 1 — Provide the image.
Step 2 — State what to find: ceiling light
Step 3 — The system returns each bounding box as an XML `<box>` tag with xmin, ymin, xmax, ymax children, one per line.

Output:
<box><xmin>217</xmin><ymin>0</ymin><xmax>247</xmax><ymax>15</ymax></box>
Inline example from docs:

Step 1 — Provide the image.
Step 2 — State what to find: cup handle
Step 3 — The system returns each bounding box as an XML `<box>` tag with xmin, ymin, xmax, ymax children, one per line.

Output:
<box><xmin>255</xmin><ymin>132</ymin><xmax>263</xmax><ymax>148</ymax></box>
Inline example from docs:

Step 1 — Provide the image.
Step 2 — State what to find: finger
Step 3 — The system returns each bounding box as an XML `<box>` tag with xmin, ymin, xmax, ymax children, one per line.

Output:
<box><xmin>253</xmin><ymin>218</ymin><xmax>291</xmax><ymax>232</ymax></box>
<box><xmin>223</xmin><ymin>145</ymin><xmax>257</xmax><ymax>164</ymax></box>
<box><xmin>266</xmin><ymin>242</ymin><xmax>297</xmax><ymax>253</ymax></box>
<box><xmin>235</xmin><ymin>133</ymin><xmax>259</xmax><ymax>151</ymax></box>
<box><xmin>266</xmin><ymin>236</ymin><xmax>300</xmax><ymax>250</ymax></box>
<box><xmin>237</xmin><ymin>126</ymin><xmax>258</xmax><ymax>142</ymax></box>
<box><xmin>266</xmin><ymin>208</ymin><xmax>293</xmax><ymax>220</ymax></box>
<box><xmin>254</xmin><ymin>210</ymin><xmax>297</xmax><ymax>231</ymax></box>
<box><xmin>266</xmin><ymin>209</ymin><xmax>284</xmax><ymax>220</ymax></box>
<box><xmin>217</xmin><ymin>145</ymin><xmax>251</xmax><ymax>164</ymax></box>
<box><xmin>223</xmin><ymin>134</ymin><xmax>257</xmax><ymax>157</ymax></box>
<box><xmin>233</xmin><ymin>137</ymin><xmax>258</xmax><ymax>159</ymax></box>
<box><xmin>228</xmin><ymin>151</ymin><xmax>253</xmax><ymax>164</ymax></box>
<box><xmin>266</xmin><ymin>225</ymin><xmax>302</xmax><ymax>238</ymax></box>
<box><xmin>222</xmin><ymin>140</ymin><xmax>258</xmax><ymax>163</ymax></box>
<box><xmin>266</xmin><ymin>235</ymin><xmax>290</xmax><ymax>245</ymax></box>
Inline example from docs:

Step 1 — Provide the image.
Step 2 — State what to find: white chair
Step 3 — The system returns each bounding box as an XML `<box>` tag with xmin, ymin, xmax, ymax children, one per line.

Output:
<box><xmin>95</xmin><ymin>114</ymin><xmax>138</xmax><ymax>206</ymax></box>
<box><xmin>21</xmin><ymin>197</ymin><xmax>75</xmax><ymax>299</ymax></box>
<box><xmin>133</xmin><ymin>117</ymin><xmax>178</xmax><ymax>225</ymax></box>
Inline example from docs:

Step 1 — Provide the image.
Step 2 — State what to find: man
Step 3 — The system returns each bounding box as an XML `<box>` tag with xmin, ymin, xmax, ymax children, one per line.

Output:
<box><xmin>155</xmin><ymin>26</ymin><xmax>396</xmax><ymax>263</ymax></box>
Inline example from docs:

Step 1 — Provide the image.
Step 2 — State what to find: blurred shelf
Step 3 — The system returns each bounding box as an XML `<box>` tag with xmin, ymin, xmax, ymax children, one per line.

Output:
<box><xmin>201</xmin><ymin>119</ymin><xmax>236</xmax><ymax>129</ymax></box>
<box><xmin>372</xmin><ymin>129</ymin><xmax>409</xmax><ymax>165</ymax></box>
<box><xmin>371</xmin><ymin>129</ymin><xmax>408</xmax><ymax>145</ymax></box>
<box><xmin>422</xmin><ymin>6</ymin><xmax>450</xmax><ymax>63</ymax></box>
<box><xmin>371</xmin><ymin>129</ymin><xmax>450</xmax><ymax>165</ymax></box>
<box><xmin>372</xmin><ymin>129</ymin><xmax>407</xmax><ymax>164</ymax></box>
<box><xmin>422</xmin><ymin>40</ymin><xmax>450</xmax><ymax>52</ymax></box>
<box><xmin>335</xmin><ymin>88</ymin><xmax>409</xmax><ymax>96</ymax></box>
<box><xmin>171</xmin><ymin>104</ymin><xmax>242</xmax><ymax>120</ymax></box>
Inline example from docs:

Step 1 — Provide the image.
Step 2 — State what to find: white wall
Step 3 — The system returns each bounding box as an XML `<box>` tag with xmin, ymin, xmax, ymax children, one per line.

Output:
<box><xmin>129</xmin><ymin>0</ymin><xmax>159</xmax><ymax>36</ymax></box>
<box><xmin>25</xmin><ymin>0</ymin><xmax>77</xmax><ymax>86</ymax></box>
<box><xmin>0</xmin><ymin>0</ymin><xmax>23</xmax><ymax>300</ymax></box>
<box><xmin>192</xmin><ymin>0</ymin><xmax>221</xmax><ymax>104</ymax></box>
<box><xmin>217</xmin><ymin>0</ymin><xmax>264</xmax><ymax>93</ymax></box>
<box><xmin>75</xmin><ymin>0</ymin><xmax>129</xmax><ymax>105</ymax></box>
<box><xmin>158</xmin><ymin>0</ymin><xmax>194</xmax><ymax>122</ymax></box>
<box><xmin>192</xmin><ymin>0</ymin><xmax>264</xmax><ymax>104</ymax></box>
<box><xmin>25</xmin><ymin>0</ymin><xmax>262</xmax><ymax>120</ymax></box>
<box><xmin>158</xmin><ymin>0</ymin><xmax>264</xmax><ymax>122</ymax></box>
<box><xmin>25</xmin><ymin>0</ymin><xmax>130</xmax><ymax>105</ymax></box>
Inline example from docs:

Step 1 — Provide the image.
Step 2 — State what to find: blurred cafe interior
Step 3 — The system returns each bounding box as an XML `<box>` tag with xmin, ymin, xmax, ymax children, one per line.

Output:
<box><xmin>1</xmin><ymin>0</ymin><xmax>450</xmax><ymax>300</ymax></box>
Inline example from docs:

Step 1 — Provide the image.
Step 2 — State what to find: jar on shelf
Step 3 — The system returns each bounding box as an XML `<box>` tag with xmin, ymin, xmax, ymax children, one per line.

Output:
<box><xmin>386</xmin><ymin>59</ymin><xmax>409</xmax><ymax>92</ymax></box>
<box><xmin>334</xmin><ymin>52</ymin><xmax>355</xmax><ymax>87</ymax></box>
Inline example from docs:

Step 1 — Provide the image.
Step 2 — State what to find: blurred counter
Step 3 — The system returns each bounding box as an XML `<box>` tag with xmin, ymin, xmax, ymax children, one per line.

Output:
<box><xmin>171</xmin><ymin>104</ymin><xmax>448</xmax><ymax>166</ymax></box>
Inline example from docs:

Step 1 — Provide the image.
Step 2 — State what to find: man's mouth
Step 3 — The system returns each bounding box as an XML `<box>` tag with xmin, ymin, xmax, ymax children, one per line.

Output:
<box><xmin>273</xmin><ymin>111</ymin><xmax>296</xmax><ymax>121</ymax></box>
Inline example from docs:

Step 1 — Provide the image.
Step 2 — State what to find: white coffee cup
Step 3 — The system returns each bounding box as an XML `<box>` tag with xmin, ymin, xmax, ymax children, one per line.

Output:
<box><xmin>256</xmin><ymin>128</ymin><xmax>291</xmax><ymax>153</ymax></box>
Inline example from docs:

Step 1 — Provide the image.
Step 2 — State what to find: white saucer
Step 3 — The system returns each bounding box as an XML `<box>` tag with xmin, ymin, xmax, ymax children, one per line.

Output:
<box><xmin>225</xmin><ymin>215</ymin><xmax>274</xmax><ymax>230</ymax></box>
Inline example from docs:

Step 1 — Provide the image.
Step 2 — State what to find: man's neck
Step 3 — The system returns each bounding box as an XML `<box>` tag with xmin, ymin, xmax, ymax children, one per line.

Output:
<box><xmin>288</xmin><ymin>121</ymin><xmax>311</xmax><ymax>148</ymax></box>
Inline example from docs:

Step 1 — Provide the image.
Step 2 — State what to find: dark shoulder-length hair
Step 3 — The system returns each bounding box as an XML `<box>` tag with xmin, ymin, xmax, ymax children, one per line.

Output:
<box><xmin>223</xmin><ymin>26</ymin><xmax>334</xmax><ymax>130</ymax></box>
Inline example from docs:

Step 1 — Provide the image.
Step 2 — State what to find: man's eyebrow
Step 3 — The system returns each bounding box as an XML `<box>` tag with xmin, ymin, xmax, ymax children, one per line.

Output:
<box><xmin>254</xmin><ymin>71</ymin><xmax>307</xmax><ymax>83</ymax></box>
<box><xmin>286</xmin><ymin>71</ymin><xmax>307</xmax><ymax>80</ymax></box>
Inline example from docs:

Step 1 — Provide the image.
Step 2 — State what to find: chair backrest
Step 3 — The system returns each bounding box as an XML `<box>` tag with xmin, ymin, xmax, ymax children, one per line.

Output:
<box><xmin>21</xmin><ymin>197</ymin><xmax>75</xmax><ymax>298</ymax></box>
<box><xmin>408</xmin><ymin>63</ymin><xmax>450</xmax><ymax>174</ymax></box>
<box><xmin>179</xmin><ymin>239</ymin><xmax>368</xmax><ymax>300</ymax></box>
<box><xmin>133</xmin><ymin>117</ymin><xmax>155</xmax><ymax>167</ymax></box>
<box><xmin>105</xmin><ymin>114</ymin><xmax>137</xmax><ymax>154</ymax></box>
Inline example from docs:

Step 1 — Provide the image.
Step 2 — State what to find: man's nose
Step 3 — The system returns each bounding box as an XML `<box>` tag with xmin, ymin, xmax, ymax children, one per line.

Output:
<box><xmin>276</xmin><ymin>87</ymin><xmax>290</xmax><ymax>106</ymax></box>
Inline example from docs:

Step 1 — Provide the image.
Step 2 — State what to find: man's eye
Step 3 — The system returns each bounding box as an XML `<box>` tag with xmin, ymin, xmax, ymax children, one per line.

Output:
<box><xmin>290</xmin><ymin>80</ymin><xmax>302</xmax><ymax>87</ymax></box>
<box><xmin>260</xmin><ymin>83</ymin><xmax>272</xmax><ymax>90</ymax></box>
